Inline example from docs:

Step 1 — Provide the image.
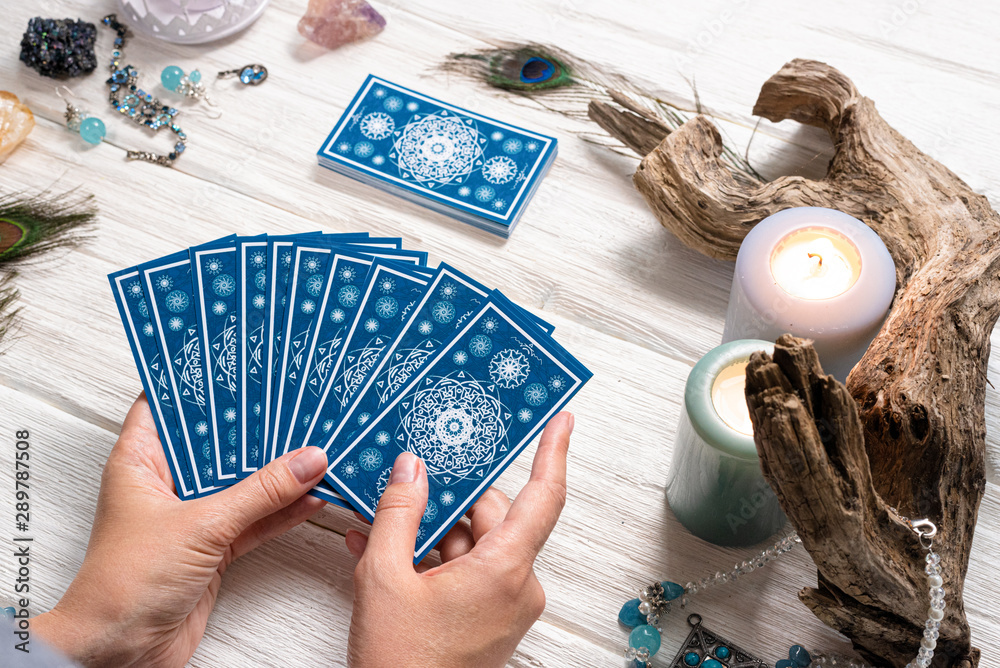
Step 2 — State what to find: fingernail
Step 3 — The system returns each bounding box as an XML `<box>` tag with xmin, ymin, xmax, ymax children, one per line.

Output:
<box><xmin>389</xmin><ymin>451</ymin><xmax>420</xmax><ymax>484</ymax></box>
<box><xmin>564</xmin><ymin>412</ymin><xmax>575</xmax><ymax>433</ymax></box>
<box><xmin>288</xmin><ymin>447</ymin><xmax>328</xmax><ymax>483</ymax></box>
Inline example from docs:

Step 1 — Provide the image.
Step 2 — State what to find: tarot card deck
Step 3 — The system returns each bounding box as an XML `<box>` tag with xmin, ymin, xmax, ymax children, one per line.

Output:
<box><xmin>110</xmin><ymin>233</ymin><xmax>591</xmax><ymax>561</ymax></box>
<box><xmin>317</xmin><ymin>75</ymin><xmax>557</xmax><ymax>238</ymax></box>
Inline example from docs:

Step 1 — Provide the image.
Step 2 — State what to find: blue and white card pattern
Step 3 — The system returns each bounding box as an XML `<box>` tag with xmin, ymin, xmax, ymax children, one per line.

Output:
<box><xmin>192</xmin><ymin>242</ymin><xmax>240</xmax><ymax>482</ymax></box>
<box><xmin>109</xmin><ymin>269</ymin><xmax>197</xmax><ymax>499</ymax></box>
<box><xmin>236</xmin><ymin>235</ymin><xmax>269</xmax><ymax>477</ymax></box>
<box><xmin>318</xmin><ymin>75</ymin><xmax>558</xmax><ymax>229</ymax></box>
<box><xmin>302</xmin><ymin>262</ymin><xmax>430</xmax><ymax>450</ymax></box>
<box><xmin>325</xmin><ymin>299</ymin><xmax>592</xmax><ymax>562</ymax></box>
<box><xmin>140</xmin><ymin>252</ymin><xmax>219</xmax><ymax>495</ymax></box>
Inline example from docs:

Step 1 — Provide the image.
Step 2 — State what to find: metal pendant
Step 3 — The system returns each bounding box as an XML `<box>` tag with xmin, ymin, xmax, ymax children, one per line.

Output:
<box><xmin>218</xmin><ymin>64</ymin><xmax>268</xmax><ymax>86</ymax></box>
<box><xmin>667</xmin><ymin>614</ymin><xmax>771</xmax><ymax>668</ymax></box>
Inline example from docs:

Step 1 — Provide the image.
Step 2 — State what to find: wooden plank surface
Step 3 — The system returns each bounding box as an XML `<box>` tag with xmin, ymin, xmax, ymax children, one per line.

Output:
<box><xmin>1</xmin><ymin>0</ymin><xmax>998</xmax><ymax>665</ymax></box>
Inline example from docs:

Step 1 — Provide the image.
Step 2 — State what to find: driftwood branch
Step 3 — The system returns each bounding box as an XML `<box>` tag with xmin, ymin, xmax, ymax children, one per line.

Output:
<box><xmin>591</xmin><ymin>60</ymin><xmax>997</xmax><ymax>667</ymax></box>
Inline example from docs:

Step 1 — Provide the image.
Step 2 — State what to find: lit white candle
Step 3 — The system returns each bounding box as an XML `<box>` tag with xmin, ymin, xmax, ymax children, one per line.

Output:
<box><xmin>722</xmin><ymin>207</ymin><xmax>895</xmax><ymax>380</ymax></box>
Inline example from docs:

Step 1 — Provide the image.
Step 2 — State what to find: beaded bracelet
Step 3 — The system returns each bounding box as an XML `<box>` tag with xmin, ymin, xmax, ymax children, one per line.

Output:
<box><xmin>619</xmin><ymin>518</ymin><xmax>944</xmax><ymax>668</ymax></box>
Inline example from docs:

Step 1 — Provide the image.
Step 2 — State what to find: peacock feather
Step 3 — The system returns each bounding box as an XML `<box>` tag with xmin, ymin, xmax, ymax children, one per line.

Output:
<box><xmin>441</xmin><ymin>43</ymin><xmax>762</xmax><ymax>184</ymax></box>
<box><xmin>0</xmin><ymin>188</ymin><xmax>95</xmax><ymax>350</ymax></box>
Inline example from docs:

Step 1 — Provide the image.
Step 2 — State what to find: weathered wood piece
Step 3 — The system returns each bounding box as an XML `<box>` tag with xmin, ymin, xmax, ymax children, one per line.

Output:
<box><xmin>592</xmin><ymin>60</ymin><xmax>996</xmax><ymax>667</ymax></box>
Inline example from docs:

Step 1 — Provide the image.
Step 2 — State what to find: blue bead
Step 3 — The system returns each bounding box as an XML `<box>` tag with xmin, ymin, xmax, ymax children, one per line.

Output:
<box><xmin>703</xmin><ymin>660</ymin><xmax>723</xmax><ymax>668</ymax></box>
<box><xmin>161</xmin><ymin>65</ymin><xmax>184</xmax><ymax>91</ymax></box>
<box><xmin>661</xmin><ymin>581</ymin><xmax>685</xmax><ymax>601</ymax></box>
<box><xmin>789</xmin><ymin>645</ymin><xmax>811</xmax><ymax>666</ymax></box>
<box><xmin>79</xmin><ymin>117</ymin><xmax>105</xmax><ymax>145</ymax></box>
<box><xmin>776</xmin><ymin>660</ymin><xmax>794</xmax><ymax>668</ymax></box>
<box><xmin>715</xmin><ymin>645</ymin><xmax>731</xmax><ymax>659</ymax></box>
<box><xmin>618</xmin><ymin>598</ymin><xmax>646</xmax><ymax>628</ymax></box>
<box><xmin>628</xmin><ymin>625</ymin><xmax>661</xmax><ymax>656</ymax></box>
<box><xmin>240</xmin><ymin>67</ymin><xmax>254</xmax><ymax>84</ymax></box>
<box><xmin>684</xmin><ymin>651</ymin><xmax>700</xmax><ymax>666</ymax></box>
<box><xmin>188</xmin><ymin>69</ymin><xmax>202</xmax><ymax>83</ymax></box>
<box><xmin>1</xmin><ymin>607</ymin><xmax>14</xmax><ymax>620</ymax></box>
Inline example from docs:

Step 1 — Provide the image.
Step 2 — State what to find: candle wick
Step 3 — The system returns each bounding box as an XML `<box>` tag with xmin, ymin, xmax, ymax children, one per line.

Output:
<box><xmin>808</xmin><ymin>252</ymin><xmax>823</xmax><ymax>267</ymax></box>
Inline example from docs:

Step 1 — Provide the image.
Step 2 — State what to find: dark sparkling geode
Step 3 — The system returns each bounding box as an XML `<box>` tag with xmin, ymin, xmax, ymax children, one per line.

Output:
<box><xmin>19</xmin><ymin>17</ymin><xmax>98</xmax><ymax>79</ymax></box>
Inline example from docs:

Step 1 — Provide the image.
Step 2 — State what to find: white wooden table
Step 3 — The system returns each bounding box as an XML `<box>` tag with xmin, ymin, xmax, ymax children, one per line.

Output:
<box><xmin>2</xmin><ymin>1</ymin><xmax>999</xmax><ymax>665</ymax></box>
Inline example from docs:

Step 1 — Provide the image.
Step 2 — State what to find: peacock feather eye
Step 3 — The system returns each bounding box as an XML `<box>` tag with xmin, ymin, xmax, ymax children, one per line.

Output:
<box><xmin>486</xmin><ymin>48</ymin><xmax>573</xmax><ymax>91</ymax></box>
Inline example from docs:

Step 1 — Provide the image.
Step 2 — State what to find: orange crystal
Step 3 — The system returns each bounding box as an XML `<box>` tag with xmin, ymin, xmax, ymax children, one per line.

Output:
<box><xmin>0</xmin><ymin>91</ymin><xmax>35</xmax><ymax>164</ymax></box>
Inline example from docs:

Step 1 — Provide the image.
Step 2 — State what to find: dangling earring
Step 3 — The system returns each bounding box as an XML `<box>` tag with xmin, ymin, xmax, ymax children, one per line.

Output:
<box><xmin>161</xmin><ymin>66</ymin><xmax>215</xmax><ymax>105</ymax></box>
<box><xmin>57</xmin><ymin>87</ymin><xmax>105</xmax><ymax>145</ymax></box>
<box><xmin>217</xmin><ymin>64</ymin><xmax>268</xmax><ymax>86</ymax></box>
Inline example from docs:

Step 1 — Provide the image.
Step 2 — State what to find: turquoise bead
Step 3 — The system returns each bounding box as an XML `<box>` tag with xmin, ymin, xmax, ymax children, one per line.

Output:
<box><xmin>789</xmin><ymin>645</ymin><xmax>811</xmax><ymax>666</ymax></box>
<box><xmin>776</xmin><ymin>661</ymin><xmax>794</xmax><ymax>668</ymax></box>
<box><xmin>161</xmin><ymin>65</ymin><xmax>184</xmax><ymax>91</ymax></box>
<box><xmin>79</xmin><ymin>117</ymin><xmax>105</xmax><ymax>145</ymax></box>
<box><xmin>715</xmin><ymin>645</ymin><xmax>731</xmax><ymax>659</ymax></box>
<box><xmin>188</xmin><ymin>69</ymin><xmax>202</xmax><ymax>83</ymax></box>
<box><xmin>684</xmin><ymin>651</ymin><xmax>700</xmax><ymax>666</ymax></box>
<box><xmin>618</xmin><ymin>598</ymin><xmax>645</xmax><ymax>628</ymax></box>
<box><xmin>703</xmin><ymin>660</ymin><xmax>724</xmax><ymax>668</ymax></box>
<box><xmin>1</xmin><ymin>606</ymin><xmax>14</xmax><ymax>620</ymax></box>
<box><xmin>628</xmin><ymin>625</ymin><xmax>661</xmax><ymax>656</ymax></box>
<box><xmin>661</xmin><ymin>581</ymin><xmax>685</xmax><ymax>601</ymax></box>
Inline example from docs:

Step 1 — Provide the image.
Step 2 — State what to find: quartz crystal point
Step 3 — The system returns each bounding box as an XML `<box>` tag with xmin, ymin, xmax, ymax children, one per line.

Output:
<box><xmin>0</xmin><ymin>92</ymin><xmax>35</xmax><ymax>164</ymax></box>
<box><xmin>298</xmin><ymin>0</ymin><xmax>386</xmax><ymax>49</ymax></box>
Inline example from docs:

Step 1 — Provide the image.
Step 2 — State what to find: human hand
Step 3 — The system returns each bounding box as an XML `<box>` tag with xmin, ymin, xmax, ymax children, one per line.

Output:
<box><xmin>33</xmin><ymin>393</ymin><xmax>330</xmax><ymax>667</ymax></box>
<box><xmin>345</xmin><ymin>412</ymin><xmax>575</xmax><ymax>668</ymax></box>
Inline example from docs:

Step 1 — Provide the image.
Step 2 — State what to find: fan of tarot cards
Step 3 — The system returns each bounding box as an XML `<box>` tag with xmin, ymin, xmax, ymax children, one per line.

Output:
<box><xmin>110</xmin><ymin>232</ymin><xmax>591</xmax><ymax>561</ymax></box>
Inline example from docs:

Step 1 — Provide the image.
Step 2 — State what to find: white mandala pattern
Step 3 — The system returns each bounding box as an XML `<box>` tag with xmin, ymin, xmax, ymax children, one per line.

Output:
<box><xmin>384</xmin><ymin>96</ymin><xmax>403</xmax><ymax>112</ymax></box>
<box><xmin>224</xmin><ymin>407</ymin><xmax>237</xmax><ymax>422</ymax></box>
<box><xmin>138</xmin><ymin>299</ymin><xmax>148</xmax><ymax>318</ymax></box>
<box><xmin>374</xmin><ymin>88</ymin><xmax>386</xmax><ymax>98</ymax></box>
<box><xmin>482</xmin><ymin>156</ymin><xmax>518</xmax><ymax>184</ymax></box>
<box><xmin>168</xmin><ymin>316</ymin><xmax>184</xmax><ymax>331</ymax></box>
<box><xmin>474</xmin><ymin>185</ymin><xmax>494</xmax><ymax>202</ymax></box>
<box><xmin>548</xmin><ymin>375</ymin><xmax>567</xmax><ymax>393</ymax></box>
<box><xmin>330</xmin><ymin>308</ymin><xmax>346</xmax><ymax>323</ymax></box>
<box><xmin>360</xmin><ymin>111</ymin><xmax>395</xmax><ymax>140</ymax></box>
<box><xmin>205</xmin><ymin>258</ymin><xmax>223</xmax><ymax>274</ymax></box>
<box><xmin>431</xmin><ymin>301</ymin><xmax>455</xmax><ymax>324</ymax></box>
<box><xmin>249</xmin><ymin>251</ymin><xmax>265</xmax><ymax>267</ymax></box>
<box><xmin>323</xmin><ymin>419</ymin><xmax>334</xmax><ymax>433</ymax></box>
<box><xmin>372</xmin><ymin>155</ymin><xmax>385</xmax><ymax>165</ymax></box>
<box><xmin>375</xmin><ymin>430</ymin><xmax>390</xmax><ymax>446</ymax></box>
<box><xmin>195</xmin><ymin>421</ymin><xmax>209</xmax><ymax>436</ymax></box>
<box><xmin>254</xmin><ymin>269</ymin><xmax>267</xmax><ymax>291</ymax></box>
<box><xmin>252</xmin><ymin>294</ymin><xmax>266</xmax><ymax>309</ymax></box>
<box><xmin>391</xmin><ymin>111</ymin><xmax>485</xmax><ymax>189</ymax></box>
<box><xmin>165</xmin><ymin>290</ymin><xmax>189</xmax><ymax>313</ymax></box>
<box><xmin>281</xmin><ymin>251</ymin><xmax>292</xmax><ymax>267</ymax></box>
<box><xmin>458</xmin><ymin>186</ymin><xmax>471</xmax><ymax>197</ymax></box>
<box><xmin>502</xmin><ymin>138</ymin><xmax>523</xmax><ymax>154</ymax></box>
<box><xmin>306</xmin><ymin>274</ymin><xmax>324</xmax><ymax>296</ymax></box>
<box><xmin>364</xmin><ymin>318</ymin><xmax>379</xmax><ymax>333</ymax></box>
<box><xmin>213</xmin><ymin>274</ymin><xmax>236</xmax><ymax>297</ymax></box>
<box><xmin>418</xmin><ymin>320</ymin><xmax>433</xmax><ymax>335</ymax></box>
<box><xmin>303</xmin><ymin>257</ymin><xmax>322</xmax><ymax>273</ymax></box>
<box><xmin>339</xmin><ymin>285</ymin><xmax>360</xmax><ymax>307</ymax></box>
<box><xmin>406</xmin><ymin>101</ymin><xmax>419</xmax><ymax>112</ymax></box>
<box><xmin>359</xmin><ymin>447</ymin><xmax>383</xmax><ymax>471</ymax></box>
<box><xmin>439</xmin><ymin>490</ymin><xmax>456</xmax><ymax>506</ymax></box>
<box><xmin>127</xmin><ymin>281</ymin><xmax>143</xmax><ymax>298</ymax></box>
<box><xmin>422</xmin><ymin>500</ymin><xmax>438</xmax><ymax>523</ymax></box>
<box><xmin>354</xmin><ymin>141</ymin><xmax>374</xmax><ymax>157</ymax></box>
<box><xmin>375</xmin><ymin>296</ymin><xmax>398</xmax><ymax>318</ymax></box>
<box><xmin>438</xmin><ymin>282</ymin><xmax>458</xmax><ymax>300</ymax></box>
<box><xmin>301</xmin><ymin>299</ymin><xmax>316</xmax><ymax>314</ymax></box>
<box><xmin>492</xmin><ymin>199</ymin><xmax>507</xmax><ymax>210</ymax></box>
<box><xmin>526</xmin><ymin>141</ymin><xmax>539</xmax><ymax>152</ymax></box>
<box><xmin>142</xmin><ymin>322</ymin><xmax>154</xmax><ymax>337</ymax></box>
<box><xmin>399</xmin><ymin>373</ymin><xmax>509</xmax><ymax>482</ymax></box>
<box><xmin>378</xmin><ymin>276</ymin><xmax>396</xmax><ymax>293</ymax></box>
<box><xmin>337</xmin><ymin>141</ymin><xmax>352</xmax><ymax>153</ymax></box>
<box><xmin>340</xmin><ymin>461</ymin><xmax>359</xmax><ymax>478</ymax></box>
<box><xmin>517</xmin><ymin>408</ymin><xmax>532</xmax><ymax>423</ymax></box>
<box><xmin>469</xmin><ymin>335</ymin><xmax>492</xmax><ymax>357</ymax></box>
<box><xmin>490</xmin><ymin>131</ymin><xmax>504</xmax><ymax>141</ymax></box>
<box><xmin>524</xmin><ymin>382</ymin><xmax>548</xmax><ymax>406</ymax></box>
<box><xmin>453</xmin><ymin>350</ymin><xmax>468</xmax><ymax>365</ymax></box>
<box><xmin>339</xmin><ymin>266</ymin><xmax>358</xmax><ymax>282</ymax></box>
<box><xmin>489</xmin><ymin>349</ymin><xmax>530</xmax><ymax>388</ymax></box>
<box><xmin>481</xmin><ymin>317</ymin><xmax>499</xmax><ymax>334</ymax></box>
<box><xmin>155</xmin><ymin>275</ymin><xmax>173</xmax><ymax>292</ymax></box>
<box><xmin>212</xmin><ymin>301</ymin><xmax>227</xmax><ymax>316</ymax></box>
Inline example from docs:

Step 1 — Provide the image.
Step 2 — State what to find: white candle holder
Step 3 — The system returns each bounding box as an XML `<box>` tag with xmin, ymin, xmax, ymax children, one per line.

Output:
<box><xmin>666</xmin><ymin>339</ymin><xmax>785</xmax><ymax>547</ymax></box>
<box><xmin>722</xmin><ymin>207</ymin><xmax>895</xmax><ymax>381</ymax></box>
<box><xmin>116</xmin><ymin>0</ymin><xmax>271</xmax><ymax>44</ymax></box>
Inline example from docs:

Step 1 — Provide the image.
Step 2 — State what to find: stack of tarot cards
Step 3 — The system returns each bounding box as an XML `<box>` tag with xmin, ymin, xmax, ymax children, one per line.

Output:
<box><xmin>110</xmin><ymin>232</ymin><xmax>591</xmax><ymax>561</ymax></box>
<box><xmin>317</xmin><ymin>75</ymin><xmax>558</xmax><ymax>238</ymax></box>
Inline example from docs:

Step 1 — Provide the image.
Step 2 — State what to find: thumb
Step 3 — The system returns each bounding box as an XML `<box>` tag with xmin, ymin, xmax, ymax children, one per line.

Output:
<box><xmin>206</xmin><ymin>446</ymin><xmax>329</xmax><ymax>540</ymax></box>
<box><xmin>364</xmin><ymin>451</ymin><xmax>428</xmax><ymax>569</ymax></box>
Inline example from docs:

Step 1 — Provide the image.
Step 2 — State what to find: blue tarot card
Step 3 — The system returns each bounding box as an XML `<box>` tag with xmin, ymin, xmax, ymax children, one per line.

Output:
<box><xmin>191</xmin><ymin>240</ymin><xmax>240</xmax><ymax>482</ymax></box>
<box><xmin>324</xmin><ymin>298</ymin><xmax>592</xmax><ymax>562</ymax></box>
<box><xmin>317</xmin><ymin>75</ymin><xmax>558</xmax><ymax>234</ymax></box>
<box><xmin>109</xmin><ymin>268</ymin><xmax>199</xmax><ymax>500</ymax></box>
<box><xmin>279</xmin><ymin>247</ymin><xmax>429</xmax><ymax>459</ymax></box>
<box><xmin>325</xmin><ymin>264</ymin><xmax>554</xmax><ymax>448</ymax></box>
<box><xmin>140</xmin><ymin>251</ymin><xmax>223</xmax><ymax>494</ymax></box>
<box><xmin>236</xmin><ymin>235</ymin><xmax>269</xmax><ymax>478</ymax></box>
<box><xmin>302</xmin><ymin>261</ymin><xmax>432</xmax><ymax>451</ymax></box>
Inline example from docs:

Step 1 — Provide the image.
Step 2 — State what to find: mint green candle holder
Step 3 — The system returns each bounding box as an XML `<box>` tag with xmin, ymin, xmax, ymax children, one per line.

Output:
<box><xmin>666</xmin><ymin>339</ymin><xmax>786</xmax><ymax>547</ymax></box>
